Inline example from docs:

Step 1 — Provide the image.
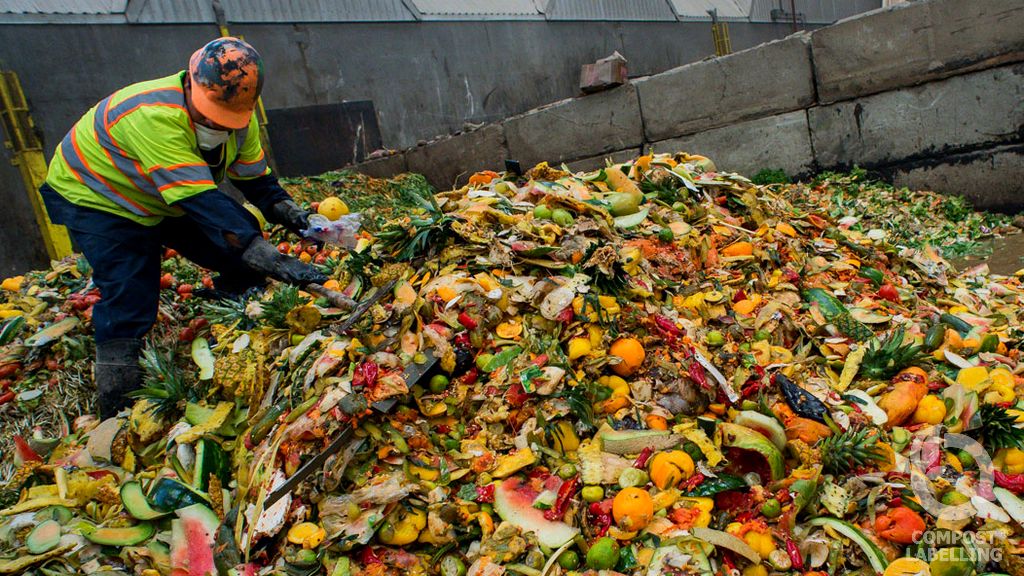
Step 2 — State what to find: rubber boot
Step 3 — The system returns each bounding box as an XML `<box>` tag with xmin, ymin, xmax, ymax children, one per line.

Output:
<box><xmin>94</xmin><ymin>338</ymin><xmax>143</xmax><ymax>419</ymax></box>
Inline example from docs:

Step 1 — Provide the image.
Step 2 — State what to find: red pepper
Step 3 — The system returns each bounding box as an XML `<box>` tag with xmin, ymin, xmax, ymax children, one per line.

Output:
<box><xmin>688</xmin><ymin>360</ymin><xmax>709</xmax><ymax>390</ymax></box>
<box><xmin>545</xmin><ymin>475</ymin><xmax>581</xmax><ymax>521</ymax></box>
<box><xmin>653</xmin><ymin>314</ymin><xmax>683</xmax><ymax>337</ymax></box>
<box><xmin>457</xmin><ymin>312</ymin><xmax>478</xmax><ymax>330</ymax></box>
<box><xmin>505</xmin><ymin>382</ymin><xmax>530</xmax><ymax>407</ymax></box>
<box><xmin>785</xmin><ymin>534</ymin><xmax>805</xmax><ymax>571</ymax></box>
<box><xmin>681</xmin><ymin>472</ymin><xmax>705</xmax><ymax>492</ymax></box>
<box><xmin>556</xmin><ymin>306</ymin><xmax>574</xmax><ymax>324</ymax></box>
<box><xmin>589</xmin><ymin>500</ymin><xmax>614</xmax><ymax>516</ymax></box>
<box><xmin>532</xmin><ymin>354</ymin><xmax>549</xmax><ymax>367</ymax></box>
<box><xmin>732</xmin><ymin>289</ymin><xmax>747</xmax><ymax>303</ymax></box>
<box><xmin>476</xmin><ymin>484</ymin><xmax>495</xmax><ymax>503</ymax></box>
<box><xmin>633</xmin><ymin>447</ymin><xmax>654</xmax><ymax>469</ymax></box>
<box><xmin>458</xmin><ymin>368</ymin><xmax>479</xmax><ymax>387</ymax></box>
<box><xmin>453</xmin><ymin>332</ymin><xmax>471</xmax><ymax>348</ymax></box>
<box><xmin>995</xmin><ymin>470</ymin><xmax>1024</xmax><ymax>495</ymax></box>
<box><xmin>720</xmin><ymin>550</ymin><xmax>738</xmax><ymax>573</ymax></box>
<box><xmin>359</xmin><ymin>547</ymin><xmax>383</xmax><ymax>565</ymax></box>
<box><xmin>353</xmin><ymin>361</ymin><xmax>379</xmax><ymax>388</ymax></box>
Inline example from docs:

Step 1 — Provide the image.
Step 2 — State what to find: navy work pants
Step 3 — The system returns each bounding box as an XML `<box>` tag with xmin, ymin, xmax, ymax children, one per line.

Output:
<box><xmin>40</xmin><ymin>184</ymin><xmax>264</xmax><ymax>343</ymax></box>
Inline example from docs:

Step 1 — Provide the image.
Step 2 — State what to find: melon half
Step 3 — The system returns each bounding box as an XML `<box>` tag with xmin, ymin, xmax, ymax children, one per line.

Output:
<box><xmin>170</xmin><ymin>504</ymin><xmax>219</xmax><ymax>576</ymax></box>
<box><xmin>493</xmin><ymin>477</ymin><xmax>579</xmax><ymax>548</ymax></box>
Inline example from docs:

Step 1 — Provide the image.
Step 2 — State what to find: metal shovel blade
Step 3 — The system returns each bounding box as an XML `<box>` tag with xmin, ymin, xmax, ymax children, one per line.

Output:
<box><xmin>262</xmin><ymin>349</ymin><xmax>439</xmax><ymax>507</ymax></box>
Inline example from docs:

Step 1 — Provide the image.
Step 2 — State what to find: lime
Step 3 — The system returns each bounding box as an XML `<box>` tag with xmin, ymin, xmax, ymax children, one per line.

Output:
<box><xmin>618</xmin><ymin>467</ymin><xmax>649</xmax><ymax>488</ymax></box>
<box><xmin>440</xmin><ymin>554</ymin><xmax>467</xmax><ymax>576</ymax></box>
<box><xmin>705</xmin><ymin>330</ymin><xmax>726</xmax><ymax>347</ymax></box>
<box><xmin>582</xmin><ymin>486</ymin><xmax>604</xmax><ymax>502</ymax></box>
<box><xmin>671</xmin><ymin>201</ymin><xmax>688</xmax><ymax>213</ymax></box>
<box><xmin>429</xmin><ymin>374</ymin><xmax>450</xmax><ymax>394</ymax></box>
<box><xmin>929</xmin><ymin>547</ymin><xmax>973</xmax><ymax>576</ymax></box>
<box><xmin>956</xmin><ymin>449</ymin><xmax>975</xmax><ymax>469</ymax></box>
<box><xmin>533</xmin><ymin>205</ymin><xmax>552</xmax><ymax>220</ymax></box>
<box><xmin>558</xmin><ymin>549</ymin><xmax>580</xmax><ymax>570</ymax></box>
<box><xmin>475</xmin><ymin>354</ymin><xmax>494</xmax><ymax>372</ymax></box>
<box><xmin>658</xmin><ymin>228</ymin><xmax>674</xmax><ymax>242</ymax></box>
<box><xmin>586</xmin><ymin>537</ymin><xmax>620</xmax><ymax>570</ymax></box>
<box><xmin>551</xmin><ymin>209</ymin><xmax>575</xmax><ymax>227</ymax></box>
<box><xmin>557</xmin><ymin>463</ymin><xmax>578</xmax><ymax>479</ymax></box>
<box><xmin>753</xmin><ymin>330</ymin><xmax>771</xmax><ymax>341</ymax></box>
<box><xmin>760</xmin><ymin>498</ymin><xmax>781</xmax><ymax>518</ymax></box>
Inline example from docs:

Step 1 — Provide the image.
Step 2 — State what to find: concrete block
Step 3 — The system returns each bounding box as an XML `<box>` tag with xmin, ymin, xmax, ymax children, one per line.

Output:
<box><xmin>565</xmin><ymin>148</ymin><xmax>641</xmax><ymax>173</ymax></box>
<box><xmin>887</xmin><ymin>144</ymin><xmax>1024</xmax><ymax>213</ymax></box>
<box><xmin>635</xmin><ymin>34</ymin><xmax>815</xmax><ymax>142</ymax></box>
<box><xmin>809</xmin><ymin>64</ymin><xmax>1024</xmax><ymax>169</ymax></box>
<box><xmin>503</xmin><ymin>85</ymin><xmax>642</xmax><ymax>167</ymax></box>
<box><xmin>650</xmin><ymin>111</ymin><xmax>815</xmax><ymax>177</ymax></box>
<box><xmin>405</xmin><ymin>124</ymin><xmax>508</xmax><ymax>189</ymax></box>
<box><xmin>812</xmin><ymin>0</ymin><xmax>1024</xmax><ymax>103</ymax></box>
<box><xmin>351</xmin><ymin>153</ymin><xmax>408</xmax><ymax>179</ymax></box>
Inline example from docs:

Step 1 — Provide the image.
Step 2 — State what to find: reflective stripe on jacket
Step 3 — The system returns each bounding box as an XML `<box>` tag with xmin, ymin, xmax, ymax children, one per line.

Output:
<box><xmin>45</xmin><ymin>71</ymin><xmax>270</xmax><ymax>226</ymax></box>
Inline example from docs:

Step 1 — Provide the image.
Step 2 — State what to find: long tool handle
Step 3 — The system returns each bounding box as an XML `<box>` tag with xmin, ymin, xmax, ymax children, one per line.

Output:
<box><xmin>264</xmin><ymin>426</ymin><xmax>355</xmax><ymax>508</ymax></box>
<box><xmin>306</xmin><ymin>283</ymin><xmax>357</xmax><ymax>310</ymax></box>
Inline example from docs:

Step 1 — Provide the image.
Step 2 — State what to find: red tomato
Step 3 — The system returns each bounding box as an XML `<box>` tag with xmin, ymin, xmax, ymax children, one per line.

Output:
<box><xmin>277</xmin><ymin>242</ymin><xmax>291</xmax><ymax>254</ymax></box>
<box><xmin>160</xmin><ymin>273</ymin><xmax>174</xmax><ymax>289</ymax></box>
<box><xmin>190</xmin><ymin>317</ymin><xmax>209</xmax><ymax>331</ymax></box>
<box><xmin>314</xmin><ymin>253</ymin><xmax>328</xmax><ymax>264</ymax></box>
<box><xmin>163</xmin><ymin>248</ymin><xmax>178</xmax><ymax>259</ymax></box>
<box><xmin>178</xmin><ymin>327</ymin><xmax>196</xmax><ymax>342</ymax></box>
<box><xmin>177</xmin><ymin>284</ymin><xmax>193</xmax><ymax>297</ymax></box>
<box><xmin>305</xmin><ymin>245</ymin><xmax>318</xmax><ymax>256</ymax></box>
<box><xmin>202</xmin><ymin>275</ymin><xmax>215</xmax><ymax>289</ymax></box>
<box><xmin>878</xmin><ymin>284</ymin><xmax>900</xmax><ymax>303</ymax></box>
<box><xmin>310</xmin><ymin>202</ymin><xmax>320</xmax><ymax>212</ymax></box>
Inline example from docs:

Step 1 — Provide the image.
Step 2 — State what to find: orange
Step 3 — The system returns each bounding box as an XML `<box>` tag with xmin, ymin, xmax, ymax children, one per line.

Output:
<box><xmin>612</xmin><ymin>487</ymin><xmax>654</xmax><ymax>532</ymax></box>
<box><xmin>298</xmin><ymin>252</ymin><xmax>312</xmax><ymax>263</ymax></box>
<box><xmin>322</xmin><ymin>279</ymin><xmax>341</xmax><ymax>291</ymax></box>
<box><xmin>649</xmin><ymin>451</ymin><xmax>695</xmax><ymax>490</ymax></box>
<box><xmin>721</xmin><ymin>241</ymin><xmax>754</xmax><ymax>257</ymax></box>
<box><xmin>610</xmin><ymin>337</ymin><xmax>645</xmax><ymax>377</ymax></box>
<box><xmin>317</xmin><ymin>197</ymin><xmax>349</xmax><ymax>220</ymax></box>
<box><xmin>468</xmin><ymin>170</ymin><xmax>499</xmax><ymax>186</ymax></box>
<box><xmin>645</xmin><ymin>414</ymin><xmax>669</xmax><ymax>431</ymax></box>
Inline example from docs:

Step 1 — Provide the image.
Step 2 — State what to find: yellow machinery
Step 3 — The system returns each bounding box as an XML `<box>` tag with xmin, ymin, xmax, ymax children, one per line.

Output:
<box><xmin>708</xmin><ymin>9</ymin><xmax>733</xmax><ymax>57</ymax></box>
<box><xmin>0</xmin><ymin>71</ymin><xmax>73</xmax><ymax>260</ymax></box>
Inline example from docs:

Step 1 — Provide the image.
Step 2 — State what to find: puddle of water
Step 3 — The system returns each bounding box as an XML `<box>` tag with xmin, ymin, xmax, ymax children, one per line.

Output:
<box><xmin>951</xmin><ymin>235</ymin><xmax>1024</xmax><ymax>276</ymax></box>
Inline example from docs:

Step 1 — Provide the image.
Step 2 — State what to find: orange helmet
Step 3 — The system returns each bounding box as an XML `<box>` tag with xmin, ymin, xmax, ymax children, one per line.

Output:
<box><xmin>188</xmin><ymin>37</ymin><xmax>263</xmax><ymax>130</ymax></box>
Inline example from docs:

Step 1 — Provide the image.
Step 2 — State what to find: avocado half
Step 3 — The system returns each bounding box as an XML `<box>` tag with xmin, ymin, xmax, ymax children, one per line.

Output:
<box><xmin>718</xmin><ymin>422</ymin><xmax>785</xmax><ymax>481</ymax></box>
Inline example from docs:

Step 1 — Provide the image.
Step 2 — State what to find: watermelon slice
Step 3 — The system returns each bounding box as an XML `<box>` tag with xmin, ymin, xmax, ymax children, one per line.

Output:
<box><xmin>170</xmin><ymin>504</ymin><xmax>219</xmax><ymax>576</ymax></box>
<box><xmin>493</xmin><ymin>477</ymin><xmax>579</xmax><ymax>548</ymax></box>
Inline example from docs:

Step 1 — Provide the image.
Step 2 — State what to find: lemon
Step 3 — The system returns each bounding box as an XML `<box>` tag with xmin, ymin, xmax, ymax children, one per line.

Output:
<box><xmin>567</xmin><ymin>337</ymin><xmax>592</xmax><ymax>360</ymax></box>
<box><xmin>884</xmin><ymin>557</ymin><xmax>930</xmax><ymax>576</ymax></box>
<box><xmin>318</xmin><ymin>197</ymin><xmax>350</xmax><ymax>220</ymax></box>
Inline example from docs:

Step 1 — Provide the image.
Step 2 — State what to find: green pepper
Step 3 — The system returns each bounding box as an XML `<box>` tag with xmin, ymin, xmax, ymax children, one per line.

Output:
<box><xmin>684</xmin><ymin>474</ymin><xmax>746</xmax><ymax>497</ymax></box>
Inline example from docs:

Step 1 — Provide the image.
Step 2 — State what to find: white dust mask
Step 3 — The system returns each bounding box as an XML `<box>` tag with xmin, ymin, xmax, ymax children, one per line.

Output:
<box><xmin>194</xmin><ymin>124</ymin><xmax>230</xmax><ymax>151</ymax></box>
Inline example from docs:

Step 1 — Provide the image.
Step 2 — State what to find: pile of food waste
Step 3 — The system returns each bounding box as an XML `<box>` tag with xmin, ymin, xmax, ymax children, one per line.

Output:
<box><xmin>0</xmin><ymin>153</ymin><xmax>1023</xmax><ymax>576</ymax></box>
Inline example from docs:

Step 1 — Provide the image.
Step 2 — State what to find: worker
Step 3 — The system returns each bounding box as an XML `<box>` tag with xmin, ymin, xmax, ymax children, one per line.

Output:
<box><xmin>39</xmin><ymin>38</ymin><xmax>326</xmax><ymax>418</ymax></box>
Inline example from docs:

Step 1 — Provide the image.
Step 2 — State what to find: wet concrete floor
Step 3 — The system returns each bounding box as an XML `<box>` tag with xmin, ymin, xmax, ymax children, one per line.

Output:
<box><xmin>952</xmin><ymin>234</ymin><xmax>1024</xmax><ymax>276</ymax></box>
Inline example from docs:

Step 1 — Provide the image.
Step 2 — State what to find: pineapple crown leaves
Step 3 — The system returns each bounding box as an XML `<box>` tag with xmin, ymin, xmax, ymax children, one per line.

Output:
<box><xmin>859</xmin><ymin>326</ymin><xmax>925</xmax><ymax>380</ymax></box>
<box><xmin>815</xmin><ymin>426</ymin><xmax>887</xmax><ymax>475</ymax></box>
<box><xmin>972</xmin><ymin>403</ymin><xmax>1024</xmax><ymax>451</ymax></box>
<box><xmin>259</xmin><ymin>284</ymin><xmax>307</xmax><ymax>329</ymax></box>
<box><xmin>129</xmin><ymin>344</ymin><xmax>196</xmax><ymax>417</ymax></box>
<box><xmin>201</xmin><ymin>297</ymin><xmax>256</xmax><ymax>331</ymax></box>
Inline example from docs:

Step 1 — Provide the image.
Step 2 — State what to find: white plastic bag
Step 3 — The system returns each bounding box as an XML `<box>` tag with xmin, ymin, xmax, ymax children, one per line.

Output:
<box><xmin>302</xmin><ymin>213</ymin><xmax>362</xmax><ymax>247</ymax></box>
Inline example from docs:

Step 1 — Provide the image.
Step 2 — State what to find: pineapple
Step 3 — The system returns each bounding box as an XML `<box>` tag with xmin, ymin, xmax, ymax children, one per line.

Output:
<box><xmin>816</xmin><ymin>427</ymin><xmax>887</xmax><ymax>474</ymax></box>
<box><xmin>213</xmin><ymin>330</ymin><xmax>270</xmax><ymax>405</ymax></box>
<box><xmin>371</xmin><ymin>262</ymin><xmax>411</xmax><ymax>287</ymax></box>
<box><xmin>973</xmin><ymin>404</ymin><xmax>1024</xmax><ymax>451</ymax></box>
<box><xmin>208</xmin><ymin>475</ymin><xmax>224</xmax><ymax>519</ymax></box>
<box><xmin>803</xmin><ymin>288</ymin><xmax>875</xmax><ymax>342</ymax></box>
<box><xmin>860</xmin><ymin>327</ymin><xmax>925</xmax><ymax>380</ymax></box>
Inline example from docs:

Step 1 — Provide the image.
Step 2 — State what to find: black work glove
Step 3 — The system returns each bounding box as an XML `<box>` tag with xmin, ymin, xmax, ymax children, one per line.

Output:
<box><xmin>266</xmin><ymin>199</ymin><xmax>312</xmax><ymax>237</ymax></box>
<box><xmin>241</xmin><ymin>237</ymin><xmax>328</xmax><ymax>286</ymax></box>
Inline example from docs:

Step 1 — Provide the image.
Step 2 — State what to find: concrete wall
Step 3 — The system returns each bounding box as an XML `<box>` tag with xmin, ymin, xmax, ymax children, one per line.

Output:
<box><xmin>0</xmin><ymin>19</ymin><xmax>803</xmax><ymax>275</ymax></box>
<box><xmin>350</xmin><ymin>0</ymin><xmax>1024</xmax><ymax>215</ymax></box>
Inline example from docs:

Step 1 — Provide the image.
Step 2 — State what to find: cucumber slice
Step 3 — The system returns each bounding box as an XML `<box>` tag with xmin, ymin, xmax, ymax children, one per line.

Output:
<box><xmin>808</xmin><ymin>517</ymin><xmax>888</xmax><ymax>573</ymax></box>
<box><xmin>121</xmin><ymin>481</ymin><xmax>171</xmax><ymax>520</ymax></box>
<box><xmin>994</xmin><ymin>487</ymin><xmax>1024</xmax><ymax>527</ymax></box>
<box><xmin>26</xmin><ymin>519</ymin><xmax>61</xmax><ymax>554</ymax></box>
<box><xmin>191</xmin><ymin>337</ymin><xmax>215</xmax><ymax>380</ymax></box>
<box><xmin>35</xmin><ymin>505</ymin><xmax>73</xmax><ymax>525</ymax></box>
<box><xmin>83</xmin><ymin>522</ymin><xmax>155</xmax><ymax>546</ymax></box>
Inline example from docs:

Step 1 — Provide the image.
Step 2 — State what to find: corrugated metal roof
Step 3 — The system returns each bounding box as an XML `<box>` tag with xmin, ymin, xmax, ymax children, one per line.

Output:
<box><xmin>127</xmin><ymin>0</ymin><xmax>415</xmax><ymax>23</ymax></box>
<box><xmin>0</xmin><ymin>0</ymin><xmax>126</xmax><ymax>14</ymax></box>
<box><xmin>411</xmin><ymin>0</ymin><xmax>544</xmax><ymax>20</ymax></box>
<box><xmin>749</xmin><ymin>0</ymin><xmax>881</xmax><ymax>24</ymax></box>
<box><xmin>545</xmin><ymin>0</ymin><xmax>676</xmax><ymax>21</ymax></box>
<box><xmin>668</xmin><ymin>0</ymin><xmax>751</xmax><ymax>21</ymax></box>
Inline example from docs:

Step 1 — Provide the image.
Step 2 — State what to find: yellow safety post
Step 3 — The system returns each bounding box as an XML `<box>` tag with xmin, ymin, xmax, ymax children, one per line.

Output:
<box><xmin>708</xmin><ymin>9</ymin><xmax>733</xmax><ymax>57</ymax></box>
<box><xmin>0</xmin><ymin>71</ymin><xmax>73</xmax><ymax>260</ymax></box>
